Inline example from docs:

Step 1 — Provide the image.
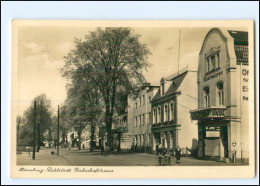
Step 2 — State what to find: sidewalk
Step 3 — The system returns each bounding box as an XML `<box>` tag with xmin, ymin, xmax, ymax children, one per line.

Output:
<box><xmin>16</xmin><ymin>147</ymin><xmax>71</xmax><ymax>166</ymax></box>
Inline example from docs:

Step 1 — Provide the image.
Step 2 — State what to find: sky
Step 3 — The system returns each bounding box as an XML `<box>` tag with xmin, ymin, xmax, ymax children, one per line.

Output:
<box><xmin>16</xmin><ymin>26</ymin><xmax>246</xmax><ymax>116</ymax></box>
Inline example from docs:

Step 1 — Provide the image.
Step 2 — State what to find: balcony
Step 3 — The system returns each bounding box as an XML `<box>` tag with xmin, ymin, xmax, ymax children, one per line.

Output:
<box><xmin>151</xmin><ymin>120</ymin><xmax>180</xmax><ymax>132</ymax></box>
<box><xmin>189</xmin><ymin>106</ymin><xmax>226</xmax><ymax>120</ymax></box>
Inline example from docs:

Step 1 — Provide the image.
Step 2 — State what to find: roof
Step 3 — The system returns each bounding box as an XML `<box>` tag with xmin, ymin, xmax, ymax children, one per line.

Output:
<box><xmin>228</xmin><ymin>30</ymin><xmax>248</xmax><ymax>65</ymax></box>
<box><xmin>152</xmin><ymin>71</ymin><xmax>187</xmax><ymax>102</ymax></box>
<box><xmin>228</xmin><ymin>30</ymin><xmax>248</xmax><ymax>44</ymax></box>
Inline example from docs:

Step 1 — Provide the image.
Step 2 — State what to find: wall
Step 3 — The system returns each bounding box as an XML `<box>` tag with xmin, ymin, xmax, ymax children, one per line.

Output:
<box><xmin>177</xmin><ymin>71</ymin><xmax>198</xmax><ymax>150</ymax></box>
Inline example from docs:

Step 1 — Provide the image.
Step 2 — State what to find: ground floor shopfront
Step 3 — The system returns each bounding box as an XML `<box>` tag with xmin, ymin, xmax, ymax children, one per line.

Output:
<box><xmin>191</xmin><ymin>107</ymin><xmax>248</xmax><ymax>163</ymax></box>
<box><xmin>198</xmin><ymin>123</ymin><xmax>229</xmax><ymax>159</ymax></box>
<box><xmin>151</xmin><ymin>124</ymin><xmax>180</xmax><ymax>151</ymax></box>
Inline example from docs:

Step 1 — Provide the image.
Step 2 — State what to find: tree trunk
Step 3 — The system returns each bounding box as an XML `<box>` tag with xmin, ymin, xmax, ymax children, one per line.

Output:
<box><xmin>65</xmin><ymin>133</ymin><xmax>68</xmax><ymax>147</ymax></box>
<box><xmin>117</xmin><ymin>132</ymin><xmax>121</xmax><ymax>152</ymax></box>
<box><xmin>37</xmin><ymin>120</ymin><xmax>40</xmax><ymax>152</ymax></box>
<box><xmin>106</xmin><ymin>120</ymin><xmax>112</xmax><ymax>152</ymax></box>
<box><xmin>78</xmin><ymin>130</ymin><xmax>81</xmax><ymax>150</ymax></box>
<box><xmin>90</xmin><ymin>123</ymin><xmax>95</xmax><ymax>152</ymax></box>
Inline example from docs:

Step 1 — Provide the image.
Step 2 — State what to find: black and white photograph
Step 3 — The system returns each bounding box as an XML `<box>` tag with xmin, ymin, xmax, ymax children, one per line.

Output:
<box><xmin>10</xmin><ymin>20</ymin><xmax>255</xmax><ymax>179</ymax></box>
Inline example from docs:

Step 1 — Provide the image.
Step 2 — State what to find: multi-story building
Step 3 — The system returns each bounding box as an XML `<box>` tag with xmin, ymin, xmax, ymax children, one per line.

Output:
<box><xmin>151</xmin><ymin>66</ymin><xmax>198</xmax><ymax>153</ymax></box>
<box><xmin>127</xmin><ymin>83</ymin><xmax>160</xmax><ymax>152</ymax></box>
<box><xmin>190</xmin><ymin>28</ymin><xmax>249</xmax><ymax>163</ymax></box>
<box><xmin>112</xmin><ymin>95</ymin><xmax>132</xmax><ymax>151</ymax></box>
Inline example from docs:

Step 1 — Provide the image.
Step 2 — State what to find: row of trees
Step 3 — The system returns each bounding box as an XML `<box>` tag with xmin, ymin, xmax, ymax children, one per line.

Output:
<box><xmin>60</xmin><ymin>27</ymin><xmax>151</xmax><ymax>152</ymax></box>
<box><xmin>17</xmin><ymin>27</ymin><xmax>151</xmax><ymax>152</ymax></box>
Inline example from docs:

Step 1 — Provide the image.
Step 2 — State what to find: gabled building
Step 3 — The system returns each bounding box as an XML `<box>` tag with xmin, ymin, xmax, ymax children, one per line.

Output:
<box><xmin>190</xmin><ymin>28</ymin><xmax>249</xmax><ymax>163</ymax></box>
<box><xmin>151</xmin><ymin>66</ymin><xmax>198</xmax><ymax>153</ymax></box>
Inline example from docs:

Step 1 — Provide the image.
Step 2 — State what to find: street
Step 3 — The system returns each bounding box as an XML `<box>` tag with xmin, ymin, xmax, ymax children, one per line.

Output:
<box><xmin>17</xmin><ymin>147</ymin><xmax>247</xmax><ymax>166</ymax></box>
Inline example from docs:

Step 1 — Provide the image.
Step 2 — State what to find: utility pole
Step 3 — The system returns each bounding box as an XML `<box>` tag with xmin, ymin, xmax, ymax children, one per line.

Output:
<box><xmin>177</xmin><ymin>29</ymin><xmax>181</xmax><ymax>74</ymax></box>
<box><xmin>32</xmin><ymin>101</ymin><xmax>37</xmax><ymax>160</ymax></box>
<box><xmin>17</xmin><ymin>117</ymin><xmax>21</xmax><ymax>144</ymax></box>
<box><xmin>37</xmin><ymin>101</ymin><xmax>42</xmax><ymax>152</ymax></box>
<box><xmin>57</xmin><ymin>105</ymin><xmax>60</xmax><ymax>156</ymax></box>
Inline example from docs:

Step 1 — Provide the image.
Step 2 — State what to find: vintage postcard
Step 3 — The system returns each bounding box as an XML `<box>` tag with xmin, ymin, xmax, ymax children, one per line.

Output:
<box><xmin>11</xmin><ymin>20</ymin><xmax>255</xmax><ymax>179</ymax></box>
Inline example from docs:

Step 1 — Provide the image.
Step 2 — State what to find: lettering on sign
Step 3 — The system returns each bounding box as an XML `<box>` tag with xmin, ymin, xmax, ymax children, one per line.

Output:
<box><xmin>204</xmin><ymin>71</ymin><xmax>223</xmax><ymax>82</ymax></box>
<box><xmin>211</xmin><ymin>109</ymin><xmax>225</xmax><ymax>117</ymax></box>
<box><xmin>242</xmin><ymin>68</ymin><xmax>249</xmax><ymax>101</ymax></box>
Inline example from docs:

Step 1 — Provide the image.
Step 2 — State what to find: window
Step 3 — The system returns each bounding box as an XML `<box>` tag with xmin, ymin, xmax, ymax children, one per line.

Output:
<box><xmin>211</xmin><ymin>55</ymin><xmax>216</xmax><ymax>69</ymax></box>
<box><xmin>164</xmin><ymin>104</ymin><xmax>168</xmax><ymax>122</ymax></box>
<box><xmin>143</xmin><ymin>114</ymin><xmax>145</xmax><ymax>125</ymax></box>
<box><xmin>139</xmin><ymin>115</ymin><xmax>142</xmax><ymax>126</ymax></box>
<box><xmin>161</xmin><ymin>83</ymin><xmax>165</xmax><ymax>95</ymax></box>
<box><xmin>139</xmin><ymin>97</ymin><xmax>142</xmax><ymax>106</ymax></box>
<box><xmin>216</xmin><ymin>53</ymin><xmax>220</xmax><ymax>68</ymax></box>
<box><xmin>149</xmin><ymin>96</ymin><xmax>151</xmax><ymax>103</ymax></box>
<box><xmin>153</xmin><ymin>108</ymin><xmax>157</xmax><ymax>124</ymax></box>
<box><xmin>170</xmin><ymin>103</ymin><xmax>174</xmax><ymax>121</ymax></box>
<box><xmin>217</xmin><ymin>82</ymin><xmax>224</xmax><ymax>105</ymax></box>
<box><xmin>135</xmin><ymin>117</ymin><xmax>137</xmax><ymax>127</ymax></box>
<box><xmin>206</xmin><ymin>58</ymin><xmax>210</xmax><ymax>72</ymax></box>
<box><xmin>135</xmin><ymin>102</ymin><xmax>137</xmax><ymax>108</ymax></box>
<box><xmin>149</xmin><ymin>112</ymin><xmax>152</xmax><ymax>124</ymax></box>
<box><xmin>157</xmin><ymin>107</ymin><xmax>161</xmax><ymax>123</ymax></box>
<box><xmin>203</xmin><ymin>86</ymin><xmax>210</xmax><ymax>107</ymax></box>
<box><xmin>143</xmin><ymin>95</ymin><xmax>145</xmax><ymax>105</ymax></box>
<box><xmin>206</xmin><ymin>52</ymin><xmax>220</xmax><ymax>72</ymax></box>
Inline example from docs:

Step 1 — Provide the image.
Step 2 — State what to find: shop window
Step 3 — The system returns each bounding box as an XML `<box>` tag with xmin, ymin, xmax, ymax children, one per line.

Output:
<box><xmin>216</xmin><ymin>82</ymin><xmax>224</xmax><ymax>105</ymax></box>
<box><xmin>203</xmin><ymin>86</ymin><xmax>210</xmax><ymax>107</ymax></box>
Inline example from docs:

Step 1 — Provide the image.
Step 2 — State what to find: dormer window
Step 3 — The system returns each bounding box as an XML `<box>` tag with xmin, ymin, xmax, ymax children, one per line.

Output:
<box><xmin>161</xmin><ymin>83</ymin><xmax>165</xmax><ymax>95</ymax></box>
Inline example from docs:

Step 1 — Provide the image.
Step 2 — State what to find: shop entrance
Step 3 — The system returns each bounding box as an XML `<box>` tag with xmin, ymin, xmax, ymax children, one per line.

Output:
<box><xmin>204</xmin><ymin>127</ymin><xmax>220</xmax><ymax>157</ymax></box>
<box><xmin>203</xmin><ymin>126</ymin><xmax>228</xmax><ymax>158</ymax></box>
<box><xmin>204</xmin><ymin>138</ymin><xmax>220</xmax><ymax>156</ymax></box>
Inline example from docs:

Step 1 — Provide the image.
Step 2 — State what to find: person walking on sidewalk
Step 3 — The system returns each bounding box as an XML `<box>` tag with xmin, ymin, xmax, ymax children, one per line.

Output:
<box><xmin>175</xmin><ymin>146</ymin><xmax>181</xmax><ymax>163</ymax></box>
<box><xmin>156</xmin><ymin>143</ymin><xmax>159</xmax><ymax>156</ymax></box>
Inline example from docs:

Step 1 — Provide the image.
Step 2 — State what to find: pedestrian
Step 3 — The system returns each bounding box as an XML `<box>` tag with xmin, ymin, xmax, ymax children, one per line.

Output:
<box><xmin>175</xmin><ymin>146</ymin><xmax>181</xmax><ymax>163</ymax></box>
<box><xmin>156</xmin><ymin>143</ymin><xmax>159</xmax><ymax>156</ymax></box>
<box><xmin>232</xmin><ymin>149</ymin><xmax>236</xmax><ymax>163</ymax></box>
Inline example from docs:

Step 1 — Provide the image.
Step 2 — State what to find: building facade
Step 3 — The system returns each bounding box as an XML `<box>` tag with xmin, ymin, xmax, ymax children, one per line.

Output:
<box><xmin>112</xmin><ymin>95</ymin><xmax>132</xmax><ymax>151</ymax></box>
<box><xmin>190</xmin><ymin>28</ymin><xmax>249</xmax><ymax>163</ymax></box>
<box><xmin>151</xmin><ymin>67</ymin><xmax>198</xmax><ymax>154</ymax></box>
<box><xmin>127</xmin><ymin>83</ymin><xmax>160</xmax><ymax>152</ymax></box>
